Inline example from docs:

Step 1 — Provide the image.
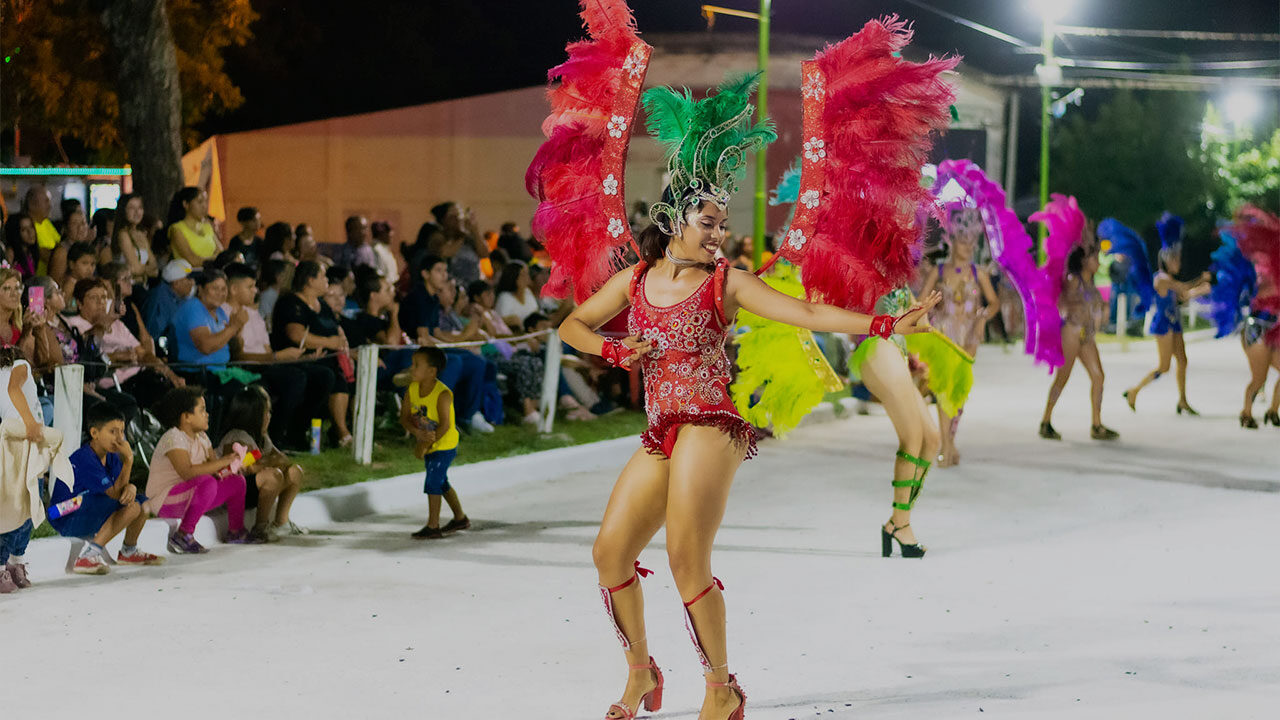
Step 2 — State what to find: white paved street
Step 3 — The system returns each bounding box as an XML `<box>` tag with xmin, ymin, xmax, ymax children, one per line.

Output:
<box><xmin>6</xmin><ymin>336</ymin><xmax>1279</xmax><ymax>719</ymax></box>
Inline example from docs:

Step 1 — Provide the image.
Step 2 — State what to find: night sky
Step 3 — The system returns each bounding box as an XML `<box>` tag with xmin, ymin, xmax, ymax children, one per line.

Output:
<box><xmin>205</xmin><ymin>0</ymin><xmax>1279</xmax><ymax>134</ymax></box>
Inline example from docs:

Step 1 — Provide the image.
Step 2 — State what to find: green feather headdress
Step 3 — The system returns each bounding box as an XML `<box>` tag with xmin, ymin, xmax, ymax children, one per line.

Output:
<box><xmin>642</xmin><ymin>72</ymin><xmax>777</xmax><ymax>235</ymax></box>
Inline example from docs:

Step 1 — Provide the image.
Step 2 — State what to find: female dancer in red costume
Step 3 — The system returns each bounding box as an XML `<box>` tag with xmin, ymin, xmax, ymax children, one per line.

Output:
<box><xmin>528</xmin><ymin>6</ymin><xmax>955</xmax><ymax>717</ymax></box>
<box><xmin>561</xmin><ymin>201</ymin><xmax>938</xmax><ymax>720</ymax></box>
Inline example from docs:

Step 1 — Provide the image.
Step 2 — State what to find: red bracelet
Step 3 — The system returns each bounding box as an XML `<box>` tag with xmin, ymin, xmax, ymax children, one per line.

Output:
<box><xmin>869</xmin><ymin>314</ymin><xmax>896</xmax><ymax>339</ymax></box>
<box><xmin>601</xmin><ymin>338</ymin><xmax>629</xmax><ymax>368</ymax></box>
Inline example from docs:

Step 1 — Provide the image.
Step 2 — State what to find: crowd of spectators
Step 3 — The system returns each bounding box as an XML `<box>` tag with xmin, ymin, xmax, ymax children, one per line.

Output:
<box><xmin>0</xmin><ymin>184</ymin><xmax>637</xmax><ymax>583</ymax></box>
<box><xmin>1</xmin><ymin>185</ymin><xmax>628</xmax><ymax>452</ymax></box>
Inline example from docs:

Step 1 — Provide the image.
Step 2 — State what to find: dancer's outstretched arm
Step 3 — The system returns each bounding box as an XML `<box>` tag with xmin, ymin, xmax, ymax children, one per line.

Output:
<box><xmin>726</xmin><ymin>267</ymin><xmax>941</xmax><ymax>335</ymax></box>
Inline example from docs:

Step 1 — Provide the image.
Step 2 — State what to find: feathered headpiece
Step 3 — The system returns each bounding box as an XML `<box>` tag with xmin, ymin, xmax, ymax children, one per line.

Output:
<box><xmin>759</xmin><ymin>16</ymin><xmax>959</xmax><ymax>312</ymax></box>
<box><xmin>1156</xmin><ymin>212</ymin><xmax>1184</xmax><ymax>250</ymax></box>
<box><xmin>931</xmin><ymin>159</ymin><xmax>1061</xmax><ymax>370</ymax></box>
<box><xmin>643</xmin><ymin>73</ymin><xmax>777</xmax><ymax>235</ymax></box>
<box><xmin>768</xmin><ymin>159</ymin><xmax>802</xmax><ymax>207</ymax></box>
<box><xmin>526</xmin><ymin>0</ymin><xmax>651</xmax><ymax>302</ymax></box>
<box><xmin>1097</xmin><ymin>218</ymin><xmax>1156</xmax><ymax>313</ymax></box>
<box><xmin>944</xmin><ymin>207</ymin><xmax>983</xmax><ymax>250</ymax></box>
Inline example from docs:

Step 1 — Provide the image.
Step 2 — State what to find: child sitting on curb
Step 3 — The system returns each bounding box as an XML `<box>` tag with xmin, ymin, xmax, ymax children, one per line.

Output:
<box><xmin>400</xmin><ymin>347</ymin><xmax>468</xmax><ymax>540</ymax></box>
<box><xmin>54</xmin><ymin>404</ymin><xmax>164</xmax><ymax>574</ymax></box>
<box><xmin>145</xmin><ymin>386</ymin><xmax>257</xmax><ymax>553</ymax></box>
<box><xmin>218</xmin><ymin>385</ymin><xmax>308</xmax><ymax>541</ymax></box>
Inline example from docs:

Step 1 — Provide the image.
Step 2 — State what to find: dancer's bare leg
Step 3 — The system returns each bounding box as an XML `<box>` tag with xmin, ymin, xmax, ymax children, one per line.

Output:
<box><xmin>1270</xmin><ymin>349</ymin><xmax>1280</xmax><ymax>415</ymax></box>
<box><xmin>861</xmin><ymin>342</ymin><xmax>940</xmax><ymax>546</ymax></box>
<box><xmin>1241</xmin><ymin>337</ymin><xmax>1270</xmax><ymax>421</ymax></box>
<box><xmin>593</xmin><ymin>448</ymin><xmax>669</xmax><ymax>719</ymax></box>
<box><xmin>1042</xmin><ymin>327</ymin><xmax>1082</xmax><ymax>426</ymax></box>
<box><xmin>666</xmin><ymin>426</ymin><xmax>744</xmax><ymax>720</ymax></box>
<box><xmin>1126</xmin><ymin>333</ymin><xmax>1173</xmax><ymax>408</ymax></box>
<box><xmin>1078</xmin><ymin>340</ymin><xmax>1107</xmax><ymax>427</ymax></box>
<box><xmin>1172</xmin><ymin>332</ymin><xmax>1193</xmax><ymax>409</ymax></box>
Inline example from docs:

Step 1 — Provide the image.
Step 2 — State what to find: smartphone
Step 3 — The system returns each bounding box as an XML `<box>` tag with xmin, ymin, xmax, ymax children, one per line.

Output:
<box><xmin>27</xmin><ymin>286</ymin><xmax>44</xmax><ymax>316</ymax></box>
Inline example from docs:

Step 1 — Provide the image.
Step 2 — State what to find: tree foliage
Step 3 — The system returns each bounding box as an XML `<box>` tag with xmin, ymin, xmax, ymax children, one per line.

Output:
<box><xmin>0</xmin><ymin>0</ymin><xmax>256</xmax><ymax>160</ymax></box>
<box><xmin>1200</xmin><ymin>103</ymin><xmax>1280</xmax><ymax>216</ymax></box>
<box><xmin>1051</xmin><ymin>90</ymin><xmax>1218</xmax><ymax>230</ymax></box>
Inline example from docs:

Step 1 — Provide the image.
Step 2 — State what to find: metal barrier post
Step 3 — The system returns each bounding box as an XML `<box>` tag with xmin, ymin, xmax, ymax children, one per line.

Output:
<box><xmin>353</xmin><ymin>344</ymin><xmax>378</xmax><ymax>465</ymax></box>
<box><xmin>1117</xmin><ymin>293</ymin><xmax>1129</xmax><ymax>352</ymax></box>
<box><xmin>54</xmin><ymin>364</ymin><xmax>84</xmax><ymax>444</ymax></box>
<box><xmin>539</xmin><ymin>330</ymin><xmax>562</xmax><ymax>434</ymax></box>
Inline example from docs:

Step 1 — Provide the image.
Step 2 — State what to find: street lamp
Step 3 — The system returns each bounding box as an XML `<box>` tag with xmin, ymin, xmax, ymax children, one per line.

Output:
<box><xmin>1224</xmin><ymin>89</ymin><xmax>1261</xmax><ymax>130</ymax></box>
<box><xmin>702</xmin><ymin>3</ymin><xmax>770</xmax><ymax>269</ymax></box>
<box><xmin>1030</xmin><ymin>0</ymin><xmax>1076</xmax><ymax>239</ymax></box>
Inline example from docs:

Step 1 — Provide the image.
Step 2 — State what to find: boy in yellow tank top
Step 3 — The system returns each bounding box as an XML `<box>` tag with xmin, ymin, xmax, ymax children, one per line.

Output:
<box><xmin>400</xmin><ymin>347</ymin><xmax>469</xmax><ymax>540</ymax></box>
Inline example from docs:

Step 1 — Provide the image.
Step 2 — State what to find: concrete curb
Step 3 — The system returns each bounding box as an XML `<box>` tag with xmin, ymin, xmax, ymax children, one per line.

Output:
<box><xmin>23</xmin><ymin>402</ymin><xmax>863</xmax><ymax>573</ymax></box>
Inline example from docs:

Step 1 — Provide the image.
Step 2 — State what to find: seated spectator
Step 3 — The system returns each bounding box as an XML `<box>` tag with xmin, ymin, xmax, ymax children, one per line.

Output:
<box><xmin>271</xmin><ymin>261</ymin><xmax>355</xmax><ymax>447</ymax></box>
<box><xmin>225</xmin><ymin>263</ymin><xmax>329</xmax><ymax>451</ymax></box>
<box><xmin>89</xmin><ymin>208</ymin><xmax>114</xmax><ymax>260</ymax></box>
<box><xmin>26</xmin><ymin>275</ymin><xmax>141</xmax><ymax>428</ymax></box>
<box><xmin>98</xmin><ymin>262</ymin><xmax>146</xmax><ymax>340</ymax></box>
<box><xmin>60</xmin><ymin>241</ymin><xmax>98</xmax><ymax>315</ymax></box>
<box><xmin>227</xmin><ymin>207</ymin><xmax>263</xmax><ymax>269</ymax></box>
<box><xmin>107</xmin><ymin>193</ymin><xmax>159</xmax><ymax>286</ymax></box>
<box><xmin>294</xmin><ymin>224</ymin><xmax>331</xmax><ymax>268</ymax></box>
<box><xmin>0</xmin><ymin>268</ymin><xmax>33</xmax><ymax>356</ymax></box>
<box><xmin>48</xmin><ymin>198</ymin><xmax>90</xmax><ymax>281</ymax></box>
<box><xmin>257</xmin><ymin>258</ymin><xmax>289</xmax><ymax>329</ymax></box>
<box><xmin>399</xmin><ymin>255</ymin><xmax>497</xmax><ymax>432</ymax></box>
<box><xmin>497</xmin><ymin>222</ymin><xmax>533</xmax><ymax>263</ymax></box>
<box><xmin>22</xmin><ymin>185</ymin><xmax>59</xmax><ymax>276</ymax></box>
<box><xmin>463</xmin><ymin>282</ymin><xmax>545</xmax><ymax>426</ymax></box>
<box><xmin>335</xmin><ymin>215</ymin><xmax>377</xmax><ymax>271</ymax></box>
<box><xmin>144</xmin><ymin>259</ymin><xmax>195</xmax><ymax>352</ymax></box>
<box><xmin>343</xmin><ymin>271</ymin><xmax>409</xmax><ymax>389</ymax></box>
<box><xmin>146</xmin><ymin>386</ymin><xmax>255</xmax><ymax>554</ymax></box>
<box><xmin>171</xmin><ymin>268</ymin><xmax>250</xmax><ymax>429</ymax></box>
<box><xmin>371</xmin><ymin>221</ymin><xmax>400</xmax><ymax>281</ymax></box>
<box><xmin>495</xmin><ymin>260</ymin><xmax>540</xmax><ymax>329</ymax></box>
<box><xmin>262</xmin><ymin>221</ymin><xmax>296</xmax><ymax>264</ymax></box>
<box><xmin>219</xmin><ymin>385</ymin><xmax>307</xmax><ymax>539</ymax></box>
<box><xmin>53</xmin><ymin>404</ymin><xmax>164</xmax><ymax>575</ymax></box>
<box><xmin>69</xmin><ymin>278</ymin><xmax>183</xmax><ymax>409</ymax></box>
<box><xmin>433</xmin><ymin>202</ymin><xmax>486</xmax><ymax>285</ymax></box>
<box><xmin>5</xmin><ymin>213</ymin><xmax>39</xmax><ymax>279</ymax></box>
<box><xmin>326</xmin><ymin>265</ymin><xmax>359</xmax><ymax>318</ymax></box>
<box><xmin>166</xmin><ymin>187</ymin><xmax>223</xmax><ymax>268</ymax></box>
<box><xmin>487</xmin><ymin>247</ymin><xmax>510</xmax><ymax>284</ymax></box>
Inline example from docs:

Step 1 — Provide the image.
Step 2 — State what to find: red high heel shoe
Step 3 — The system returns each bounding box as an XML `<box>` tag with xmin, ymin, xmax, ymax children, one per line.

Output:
<box><xmin>605</xmin><ymin>657</ymin><xmax>664</xmax><ymax>719</ymax></box>
<box><xmin>706</xmin><ymin>674</ymin><xmax>746</xmax><ymax>720</ymax></box>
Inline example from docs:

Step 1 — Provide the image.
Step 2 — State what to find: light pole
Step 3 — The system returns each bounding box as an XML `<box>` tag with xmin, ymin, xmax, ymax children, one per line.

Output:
<box><xmin>702</xmin><ymin>3</ymin><xmax>770</xmax><ymax>268</ymax></box>
<box><xmin>1031</xmin><ymin>0</ymin><xmax>1073</xmax><ymax>240</ymax></box>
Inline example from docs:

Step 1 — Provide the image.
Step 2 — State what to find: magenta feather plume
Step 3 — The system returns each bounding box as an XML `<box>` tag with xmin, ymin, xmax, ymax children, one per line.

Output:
<box><xmin>933</xmin><ymin>159</ymin><xmax>1062</xmax><ymax>370</ymax></box>
<box><xmin>798</xmin><ymin>16</ymin><xmax>959</xmax><ymax>312</ymax></box>
<box><xmin>526</xmin><ymin>0</ymin><xmax>647</xmax><ymax>302</ymax></box>
<box><xmin>1026</xmin><ymin>194</ymin><xmax>1088</xmax><ymax>367</ymax></box>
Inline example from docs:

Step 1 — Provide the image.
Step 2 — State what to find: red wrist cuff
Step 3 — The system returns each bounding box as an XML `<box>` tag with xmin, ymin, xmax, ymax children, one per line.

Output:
<box><xmin>870</xmin><ymin>314</ymin><xmax>896</xmax><ymax>339</ymax></box>
<box><xmin>601</xmin><ymin>338</ymin><xmax>627</xmax><ymax>368</ymax></box>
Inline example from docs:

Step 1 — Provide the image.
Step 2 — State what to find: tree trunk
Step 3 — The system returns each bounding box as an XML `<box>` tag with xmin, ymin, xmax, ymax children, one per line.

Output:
<box><xmin>99</xmin><ymin>0</ymin><xmax>184</xmax><ymax>221</ymax></box>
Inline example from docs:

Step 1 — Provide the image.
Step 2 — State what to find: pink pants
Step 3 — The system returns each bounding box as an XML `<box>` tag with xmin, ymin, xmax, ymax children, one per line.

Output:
<box><xmin>158</xmin><ymin>474</ymin><xmax>246</xmax><ymax>535</ymax></box>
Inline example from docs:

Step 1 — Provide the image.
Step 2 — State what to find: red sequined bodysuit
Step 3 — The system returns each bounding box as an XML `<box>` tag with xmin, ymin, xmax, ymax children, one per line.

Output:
<box><xmin>627</xmin><ymin>259</ymin><xmax>756</xmax><ymax>460</ymax></box>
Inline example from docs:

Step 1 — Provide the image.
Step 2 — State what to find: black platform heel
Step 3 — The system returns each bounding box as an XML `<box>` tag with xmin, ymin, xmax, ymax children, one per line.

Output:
<box><xmin>883</xmin><ymin>451</ymin><xmax>929</xmax><ymax>558</ymax></box>
<box><xmin>1039</xmin><ymin>421</ymin><xmax>1061</xmax><ymax>440</ymax></box>
<box><xmin>1265</xmin><ymin>411</ymin><xmax>1280</xmax><ymax>427</ymax></box>
<box><xmin>1241</xmin><ymin>413</ymin><xmax>1258</xmax><ymax>429</ymax></box>
<box><xmin>1176</xmin><ymin>402</ymin><xmax>1199</xmax><ymax>416</ymax></box>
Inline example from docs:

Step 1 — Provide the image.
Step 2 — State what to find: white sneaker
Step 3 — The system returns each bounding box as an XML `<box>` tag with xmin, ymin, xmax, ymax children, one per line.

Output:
<box><xmin>469</xmin><ymin>411</ymin><xmax>496</xmax><ymax>433</ymax></box>
<box><xmin>522</xmin><ymin>411</ymin><xmax>543</xmax><ymax>427</ymax></box>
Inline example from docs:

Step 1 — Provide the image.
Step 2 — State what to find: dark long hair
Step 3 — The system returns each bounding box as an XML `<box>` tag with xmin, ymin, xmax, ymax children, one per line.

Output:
<box><xmin>495</xmin><ymin>259</ymin><xmax>527</xmax><ymax>296</ymax></box>
<box><xmin>262</xmin><ymin>221</ymin><xmax>293</xmax><ymax>259</ymax></box>
<box><xmin>636</xmin><ymin>223</ymin><xmax>671</xmax><ymax>265</ymax></box>
<box><xmin>111</xmin><ymin>193</ymin><xmax>144</xmax><ymax>258</ymax></box>
<box><xmin>5</xmin><ymin>212</ymin><xmax>36</xmax><ymax>273</ymax></box>
<box><xmin>223</xmin><ymin>384</ymin><xmax>271</xmax><ymax>447</ymax></box>
<box><xmin>166</xmin><ymin>186</ymin><xmax>201</xmax><ymax>227</ymax></box>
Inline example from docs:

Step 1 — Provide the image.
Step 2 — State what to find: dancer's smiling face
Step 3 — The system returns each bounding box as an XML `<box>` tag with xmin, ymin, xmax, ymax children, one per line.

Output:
<box><xmin>672</xmin><ymin>202</ymin><xmax>729</xmax><ymax>263</ymax></box>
